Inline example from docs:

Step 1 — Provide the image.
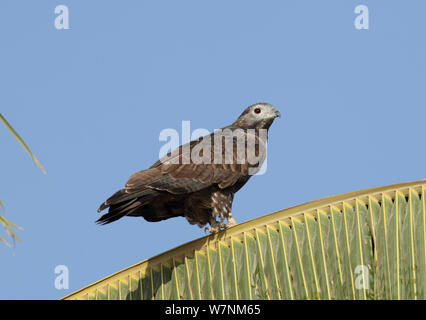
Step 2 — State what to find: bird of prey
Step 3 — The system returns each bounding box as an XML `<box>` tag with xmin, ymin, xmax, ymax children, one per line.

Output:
<box><xmin>97</xmin><ymin>103</ymin><xmax>280</xmax><ymax>232</ymax></box>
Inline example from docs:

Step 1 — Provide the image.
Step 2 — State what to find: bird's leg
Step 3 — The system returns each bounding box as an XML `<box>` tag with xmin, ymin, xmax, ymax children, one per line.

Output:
<box><xmin>205</xmin><ymin>218</ymin><xmax>220</xmax><ymax>233</ymax></box>
<box><xmin>226</xmin><ymin>216</ymin><xmax>237</xmax><ymax>228</ymax></box>
<box><xmin>205</xmin><ymin>205</ymin><xmax>225</xmax><ymax>233</ymax></box>
<box><xmin>224</xmin><ymin>209</ymin><xmax>237</xmax><ymax>228</ymax></box>
<box><xmin>205</xmin><ymin>217</ymin><xmax>228</xmax><ymax>233</ymax></box>
<box><xmin>218</xmin><ymin>220</ymin><xmax>227</xmax><ymax>229</ymax></box>
<box><xmin>218</xmin><ymin>213</ymin><xmax>227</xmax><ymax>229</ymax></box>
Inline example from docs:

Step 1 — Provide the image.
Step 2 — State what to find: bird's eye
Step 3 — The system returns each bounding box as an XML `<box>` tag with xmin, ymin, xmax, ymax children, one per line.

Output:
<box><xmin>254</xmin><ymin>108</ymin><xmax>261</xmax><ymax>114</ymax></box>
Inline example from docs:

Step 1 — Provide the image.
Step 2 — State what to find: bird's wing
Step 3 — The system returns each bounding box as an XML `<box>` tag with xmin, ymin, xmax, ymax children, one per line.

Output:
<box><xmin>125</xmin><ymin>128</ymin><xmax>256</xmax><ymax>195</ymax></box>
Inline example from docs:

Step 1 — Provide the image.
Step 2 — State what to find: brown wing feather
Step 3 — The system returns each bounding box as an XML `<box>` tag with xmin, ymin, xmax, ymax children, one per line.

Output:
<box><xmin>97</xmin><ymin>126</ymin><xmax>264</xmax><ymax>225</ymax></box>
<box><xmin>122</xmin><ymin>128</ymin><xmax>255</xmax><ymax>196</ymax></box>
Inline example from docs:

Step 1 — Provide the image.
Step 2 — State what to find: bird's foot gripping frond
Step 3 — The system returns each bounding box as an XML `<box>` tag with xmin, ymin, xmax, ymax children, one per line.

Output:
<box><xmin>226</xmin><ymin>217</ymin><xmax>237</xmax><ymax>227</ymax></box>
<box><xmin>205</xmin><ymin>219</ymin><xmax>227</xmax><ymax>233</ymax></box>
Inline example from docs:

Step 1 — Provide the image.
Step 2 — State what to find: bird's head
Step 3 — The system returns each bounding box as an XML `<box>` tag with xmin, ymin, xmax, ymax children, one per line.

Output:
<box><xmin>233</xmin><ymin>103</ymin><xmax>281</xmax><ymax>130</ymax></box>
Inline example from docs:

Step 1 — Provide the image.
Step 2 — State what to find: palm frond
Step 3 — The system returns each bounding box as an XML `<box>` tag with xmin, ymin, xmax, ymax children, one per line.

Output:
<box><xmin>0</xmin><ymin>113</ymin><xmax>46</xmax><ymax>174</ymax></box>
<box><xmin>1</xmin><ymin>113</ymin><xmax>45</xmax><ymax>250</ymax></box>
<box><xmin>0</xmin><ymin>205</ymin><xmax>22</xmax><ymax>249</ymax></box>
<box><xmin>63</xmin><ymin>179</ymin><xmax>426</xmax><ymax>300</ymax></box>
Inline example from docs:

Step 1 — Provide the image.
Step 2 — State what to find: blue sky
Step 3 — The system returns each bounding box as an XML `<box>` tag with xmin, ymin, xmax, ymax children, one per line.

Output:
<box><xmin>0</xmin><ymin>1</ymin><xmax>425</xmax><ymax>299</ymax></box>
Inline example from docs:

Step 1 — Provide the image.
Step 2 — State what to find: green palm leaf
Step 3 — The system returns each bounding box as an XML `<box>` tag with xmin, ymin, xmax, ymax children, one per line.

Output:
<box><xmin>0</xmin><ymin>113</ymin><xmax>46</xmax><ymax>174</ymax></box>
<box><xmin>1</xmin><ymin>113</ymin><xmax>45</xmax><ymax>248</ymax></box>
<box><xmin>63</xmin><ymin>179</ymin><xmax>426</xmax><ymax>300</ymax></box>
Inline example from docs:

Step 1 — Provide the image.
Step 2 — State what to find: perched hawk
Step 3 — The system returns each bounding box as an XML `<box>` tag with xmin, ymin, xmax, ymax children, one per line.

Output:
<box><xmin>97</xmin><ymin>103</ymin><xmax>280</xmax><ymax>232</ymax></box>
